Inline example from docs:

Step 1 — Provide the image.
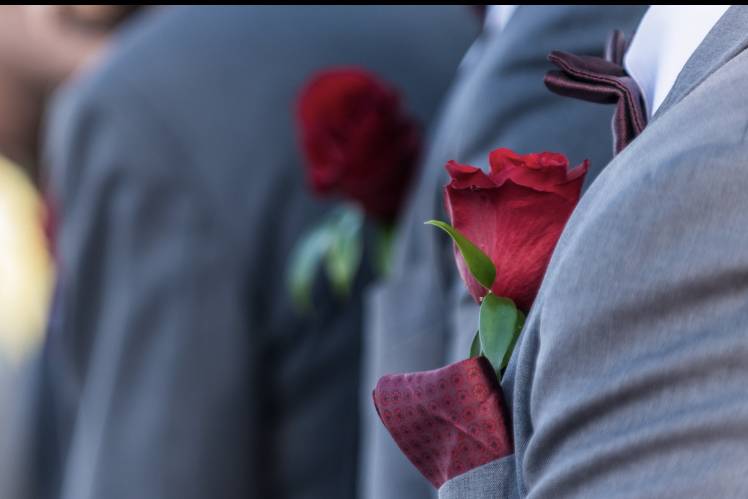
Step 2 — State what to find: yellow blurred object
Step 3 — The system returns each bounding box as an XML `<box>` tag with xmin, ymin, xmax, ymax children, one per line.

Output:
<box><xmin>0</xmin><ymin>155</ymin><xmax>53</xmax><ymax>365</ymax></box>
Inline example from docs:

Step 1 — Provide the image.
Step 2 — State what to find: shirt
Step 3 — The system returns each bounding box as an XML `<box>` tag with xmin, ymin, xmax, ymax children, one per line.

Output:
<box><xmin>624</xmin><ymin>5</ymin><xmax>730</xmax><ymax>117</ymax></box>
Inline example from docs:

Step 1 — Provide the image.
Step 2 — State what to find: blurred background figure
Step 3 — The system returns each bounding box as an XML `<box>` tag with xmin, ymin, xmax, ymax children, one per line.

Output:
<box><xmin>0</xmin><ymin>3</ymin><xmax>109</xmax><ymax>388</ymax></box>
<box><xmin>0</xmin><ymin>5</ymin><xmax>145</xmax><ymax>499</ymax></box>
<box><xmin>0</xmin><ymin>155</ymin><xmax>51</xmax><ymax>372</ymax></box>
<box><xmin>0</xmin><ymin>5</ymin><xmax>142</xmax><ymax>179</ymax></box>
<box><xmin>12</xmin><ymin>6</ymin><xmax>476</xmax><ymax>499</ymax></box>
<box><xmin>0</xmin><ymin>5</ymin><xmax>146</xmax><ymax>359</ymax></box>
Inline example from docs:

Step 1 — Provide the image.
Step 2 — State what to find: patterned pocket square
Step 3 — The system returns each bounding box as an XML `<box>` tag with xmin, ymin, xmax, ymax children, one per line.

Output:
<box><xmin>373</xmin><ymin>357</ymin><xmax>513</xmax><ymax>488</ymax></box>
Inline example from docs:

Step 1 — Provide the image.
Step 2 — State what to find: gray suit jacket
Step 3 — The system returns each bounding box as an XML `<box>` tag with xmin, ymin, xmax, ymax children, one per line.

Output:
<box><xmin>440</xmin><ymin>5</ymin><xmax>748</xmax><ymax>498</ymax></box>
<box><xmin>7</xmin><ymin>6</ymin><xmax>477</xmax><ymax>499</ymax></box>
<box><xmin>359</xmin><ymin>6</ymin><xmax>647</xmax><ymax>499</ymax></box>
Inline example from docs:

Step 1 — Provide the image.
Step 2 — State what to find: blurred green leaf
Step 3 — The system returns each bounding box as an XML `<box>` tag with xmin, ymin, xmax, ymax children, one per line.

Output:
<box><xmin>479</xmin><ymin>293</ymin><xmax>520</xmax><ymax>377</ymax></box>
<box><xmin>425</xmin><ymin>220</ymin><xmax>495</xmax><ymax>291</ymax></box>
<box><xmin>324</xmin><ymin>208</ymin><xmax>364</xmax><ymax>297</ymax></box>
<box><xmin>288</xmin><ymin>222</ymin><xmax>336</xmax><ymax>311</ymax></box>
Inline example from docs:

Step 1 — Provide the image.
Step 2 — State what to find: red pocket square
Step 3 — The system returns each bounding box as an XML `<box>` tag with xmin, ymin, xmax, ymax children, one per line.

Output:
<box><xmin>373</xmin><ymin>357</ymin><xmax>513</xmax><ymax>488</ymax></box>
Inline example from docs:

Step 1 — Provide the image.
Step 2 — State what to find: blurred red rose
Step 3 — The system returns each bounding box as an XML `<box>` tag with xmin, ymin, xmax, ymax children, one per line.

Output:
<box><xmin>444</xmin><ymin>148</ymin><xmax>588</xmax><ymax>311</ymax></box>
<box><xmin>297</xmin><ymin>67</ymin><xmax>421</xmax><ymax>221</ymax></box>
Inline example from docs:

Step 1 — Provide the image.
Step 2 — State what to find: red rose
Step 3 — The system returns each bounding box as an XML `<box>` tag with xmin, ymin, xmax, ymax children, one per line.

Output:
<box><xmin>297</xmin><ymin>67</ymin><xmax>421</xmax><ymax>221</ymax></box>
<box><xmin>444</xmin><ymin>148</ymin><xmax>588</xmax><ymax>311</ymax></box>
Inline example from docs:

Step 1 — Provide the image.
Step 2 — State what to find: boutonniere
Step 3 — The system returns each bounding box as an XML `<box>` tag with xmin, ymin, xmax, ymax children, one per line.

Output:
<box><xmin>288</xmin><ymin>67</ymin><xmax>421</xmax><ymax>310</ymax></box>
<box><xmin>431</xmin><ymin>148</ymin><xmax>588</xmax><ymax>375</ymax></box>
<box><xmin>373</xmin><ymin>148</ymin><xmax>588</xmax><ymax>489</ymax></box>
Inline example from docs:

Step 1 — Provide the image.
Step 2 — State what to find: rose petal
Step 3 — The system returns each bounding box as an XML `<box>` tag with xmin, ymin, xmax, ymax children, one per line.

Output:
<box><xmin>444</xmin><ymin>150</ymin><xmax>588</xmax><ymax>310</ymax></box>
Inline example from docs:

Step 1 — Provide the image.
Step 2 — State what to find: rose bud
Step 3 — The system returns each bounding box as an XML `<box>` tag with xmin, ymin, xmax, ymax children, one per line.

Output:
<box><xmin>444</xmin><ymin>148</ymin><xmax>588</xmax><ymax>311</ymax></box>
<box><xmin>296</xmin><ymin>67</ymin><xmax>421</xmax><ymax>222</ymax></box>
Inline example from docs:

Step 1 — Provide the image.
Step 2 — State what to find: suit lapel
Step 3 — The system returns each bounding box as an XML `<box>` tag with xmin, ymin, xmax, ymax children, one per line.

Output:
<box><xmin>442</xmin><ymin>5</ymin><xmax>530</xmax><ymax>164</ymax></box>
<box><xmin>654</xmin><ymin>5</ymin><xmax>748</xmax><ymax>120</ymax></box>
<box><xmin>393</xmin><ymin>13</ymin><xmax>520</xmax><ymax>268</ymax></box>
<box><xmin>407</xmin><ymin>5</ymin><xmax>530</xmax><ymax>218</ymax></box>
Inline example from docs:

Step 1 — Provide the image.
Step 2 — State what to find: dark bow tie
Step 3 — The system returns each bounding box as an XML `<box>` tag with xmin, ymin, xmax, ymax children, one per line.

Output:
<box><xmin>544</xmin><ymin>30</ymin><xmax>647</xmax><ymax>154</ymax></box>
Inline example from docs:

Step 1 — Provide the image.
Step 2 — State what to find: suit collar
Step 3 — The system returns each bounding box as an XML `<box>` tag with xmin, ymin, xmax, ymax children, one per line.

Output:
<box><xmin>654</xmin><ymin>5</ymin><xmax>748</xmax><ymax>120</ymax></box>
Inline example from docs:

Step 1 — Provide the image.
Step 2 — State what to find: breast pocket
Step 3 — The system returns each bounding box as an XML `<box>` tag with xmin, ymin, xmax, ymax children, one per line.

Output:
<box><xmin>438</xmin><ymin>455</ymin><xmax>518</xmax><ymax>499</ymax></box>
<box><xmin>363</xmin><ymin>262</ymin><xmax>450</xmax><ymax>380</ymax></box>
<box><xmin>359</xmin><ymin>262</ymin><xmax>449</xmax><ymax>499</ymax></box>
<box><xmin>445</xmin><ymin>278</ymin><xmax>480</xmax><ymax>364</ymax></box>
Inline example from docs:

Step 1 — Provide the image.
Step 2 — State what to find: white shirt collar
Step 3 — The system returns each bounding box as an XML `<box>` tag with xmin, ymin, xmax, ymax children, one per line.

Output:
<box><xmin>484</xmin><ymin>5</ymin><xmax>517</xmax><ymax>33</ymax></box>
<box><xmin>624</xmin><ymin>5</ymin><xmax>730</xmax><ymax>117</ymax></box>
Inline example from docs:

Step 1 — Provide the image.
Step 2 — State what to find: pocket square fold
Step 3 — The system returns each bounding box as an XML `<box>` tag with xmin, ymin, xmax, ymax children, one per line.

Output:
<box><xmin>372</xmin><ymin>357</ymin><xmax>513</xmax><ymax>488</ymax></box>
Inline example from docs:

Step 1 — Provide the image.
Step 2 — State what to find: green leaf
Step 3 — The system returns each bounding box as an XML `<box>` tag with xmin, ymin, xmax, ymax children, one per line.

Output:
<box><xmin>288</xmin><ymin>206</ymin><xmax>364</xmax><ymax>311</ymax></box>
<box><xmin>425</xmin><ymin>220</ymin><xmax>495</xmax><ymax>291</ymax></box>
<box><xmin>469</xmin><ymin>330</ymin><xmax>481</xmax><ymax>358</ymax></box>
<box><xmin>479</xmin><ymin>293</ymin><xmax>520</xmax><ymax>376</ymax></box>
<box><xmin>324</xmin><ymin>208</ymin><xmax>364</xmax><ymax>297</ymax></box>
<box><xmin>500</xmin><ymin>309</ymin><xmax>525</xmax><ymax>370</ymax></box>
<box><xmin>287</xmin><ymin>222</ymin><xmax>336</xmax><ymax>311</ymax></box>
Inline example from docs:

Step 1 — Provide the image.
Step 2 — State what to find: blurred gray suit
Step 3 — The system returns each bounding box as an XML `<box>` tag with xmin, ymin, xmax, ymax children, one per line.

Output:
<box><xmin>5</xmin><ymin>6</ymin><xmax>477</xmax><ymax>499</ymax></box>
<box><xmin>439</xmin><ymin>5</ymin><xmax>748</xmax><ymax>498</ymax></box>
<box><xmin>359</xmin><ymin>6</ymin><xmax>647</xmax><ymax>499</ymax></box>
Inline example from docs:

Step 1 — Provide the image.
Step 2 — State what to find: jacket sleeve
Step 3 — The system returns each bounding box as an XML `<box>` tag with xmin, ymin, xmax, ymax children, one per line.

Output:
<box><xmin>523</xmin><ymin>139</ymin><xmax>748</xmax><ymax>498</ymax></box>
<box><xmin>46</xmin><ymin>77</ymin><xmax>264</xmax><ymax>499</ymax></box>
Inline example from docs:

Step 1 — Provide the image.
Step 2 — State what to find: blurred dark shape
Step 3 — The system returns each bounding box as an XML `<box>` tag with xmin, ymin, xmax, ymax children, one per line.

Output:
<box><xmin>56</xmin><ymin>5</ymin><xmax>145</xmax><ymax>31</ymax></box>
<box><xmin>469</xmin><ymin>5</ymin><xmax>488</xmax><ymax>21</ymax></box>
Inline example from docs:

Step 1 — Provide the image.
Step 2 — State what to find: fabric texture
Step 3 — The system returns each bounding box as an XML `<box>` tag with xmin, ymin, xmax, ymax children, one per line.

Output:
<box><xmin>438</xmin><ymin>455</ymin><xmax>518</xmax><ymax>499</ymax></box>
